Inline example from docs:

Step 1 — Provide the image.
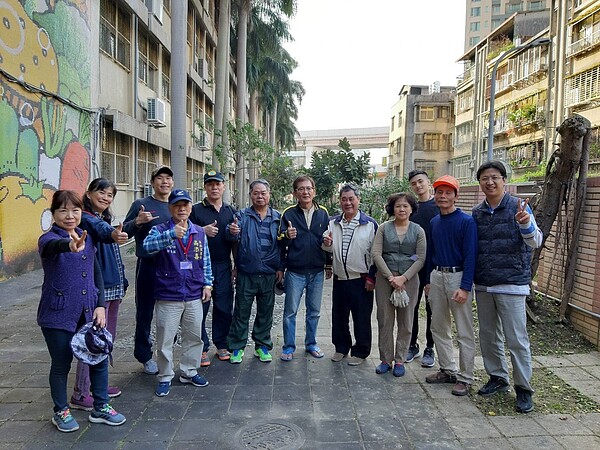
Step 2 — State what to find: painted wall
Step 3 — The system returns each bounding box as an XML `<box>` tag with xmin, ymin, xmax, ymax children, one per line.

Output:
<box><xmin>0</xmin><ymin>0</ymin><xmax>93</xmax><ymax>279</ymax></box>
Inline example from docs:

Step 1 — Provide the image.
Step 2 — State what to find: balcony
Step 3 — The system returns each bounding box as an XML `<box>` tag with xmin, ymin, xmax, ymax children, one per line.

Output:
<box><xmin>457</xmin><ymin>66</ymin><xmax>475</xmax><ymax>87</ymax></box>
<box><xmin>568</xmin><ymin>28</ymin><xmax>600</xmax><ymax>57</ymax></box>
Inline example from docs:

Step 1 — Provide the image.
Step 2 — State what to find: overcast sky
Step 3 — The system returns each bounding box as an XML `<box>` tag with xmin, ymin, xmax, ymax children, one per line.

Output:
<box><xmin>285</xmin><ymin>1</ymin><xmax>467</xmax><ymax>133</ymax></box>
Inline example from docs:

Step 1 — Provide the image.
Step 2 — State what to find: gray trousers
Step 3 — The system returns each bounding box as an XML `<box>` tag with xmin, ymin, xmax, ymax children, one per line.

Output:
<box><xmin>475</xmin><ymin>291</ymin><xmax>533</xmax><ymax>392</ymax></box>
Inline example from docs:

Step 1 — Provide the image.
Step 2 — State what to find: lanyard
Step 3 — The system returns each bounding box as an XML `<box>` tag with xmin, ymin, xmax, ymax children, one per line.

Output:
<box><xmin>177</xmin><ymin>235</ymin><xmax>193</xmax><ymax>260</ymax></box>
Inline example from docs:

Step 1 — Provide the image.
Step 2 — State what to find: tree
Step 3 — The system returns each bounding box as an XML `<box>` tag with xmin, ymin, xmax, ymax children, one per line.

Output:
<box><xmin>258</xmin><ymin>151</ymin><xmax>297</xmax><ymax>211</ymax></box>
<box><xmin>359</xmin><ymin>176</ymin><xmax>411</xmax><ymax>223</ymax></box>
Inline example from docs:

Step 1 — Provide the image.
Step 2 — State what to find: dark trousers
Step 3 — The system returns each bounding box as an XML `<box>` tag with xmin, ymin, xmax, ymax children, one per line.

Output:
<box><xmin>201</xmin><ymin>260</ymin><xmax>234</xmax><ymax>351</ymax></box>
<box><xmin>227</xmin><ymin>272</ymin><xmax>276</xmax><ymax>351</ymax></box>
<box><xmin>410</xmin><ymin>275</ymin><xmax>434</xmax><ymax>349</ymax></box>
<box><xmin>41</xmin><ymin>327</ymin><xmax>109</xmax><ymax>412</ymax></box>
<box><xmin>332</xmin><ymin>277</ymin><xmax>374</xmax><ymax>359</ymax></box>
<box><xmin>134</xmin><ymin>257</ymin><xmax>156</xmax><ymax>364</ymax></box>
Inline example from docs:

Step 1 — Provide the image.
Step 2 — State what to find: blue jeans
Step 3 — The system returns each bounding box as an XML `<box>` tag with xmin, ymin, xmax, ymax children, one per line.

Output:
<box><xmin>201</xmin><ymin>261</ymin><xmax>234</xmax><ymax>351</ymax></box>
<box><xmin>282</xmin><ymin>270</ymin><xmax>325</xmax><ymax>354</ymax></box>
<box><xmin>41</xmin><ymin>327</ymin><xmax>109</xmax><ymax>412</ymax></box>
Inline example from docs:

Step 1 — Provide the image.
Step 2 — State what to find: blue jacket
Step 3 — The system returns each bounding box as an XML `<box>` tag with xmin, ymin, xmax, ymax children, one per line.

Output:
<box><xmin>226</xmin><ymin>206</ymin><xmax>282</xmax><ymax>275</ymax></box>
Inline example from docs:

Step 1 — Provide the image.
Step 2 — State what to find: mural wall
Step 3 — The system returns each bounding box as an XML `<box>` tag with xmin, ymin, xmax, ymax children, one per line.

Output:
<box><xmin>0</xmin><ymin>0</ymin><xmax>93</xmax><ymax>279</ymax></box>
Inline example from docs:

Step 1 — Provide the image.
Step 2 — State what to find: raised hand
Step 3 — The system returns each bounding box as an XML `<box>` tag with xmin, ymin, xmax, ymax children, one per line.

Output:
<box><xmin>323</xmin><ymin>230</ymin><xmax>333</xmax><ymax>247</ymax></box>
<box><xmin>229</xmin><ymin>216</ymin><xmax>240</xmax><ymax>235</ymax></box>
<box><xmin>174</xmin><ymin>219</ymin><xmax>187</xmax><ymax>239</ymax></box>
<box><xmin>136</xmin><ymin>204</ymin><xmax>159</xmax><ymax>225</ymax></box>
<box><xmin>515</xmin><ymin>198</ymin><xmax>530</xmax><ymax>225</ymax></box>
<box><xmin>287</xmin><ymin>221</ymin><xmax>297</xmax><ymax>239</ymax></box>
<box><xmin>204</xmin><ymin>220</ymin><xmax>219</xmax><ymax>237</ymax></box>
<box><xmin>111</xmin><ymin>222</ymin><xmax>129</xmax><ymax>244</ymax></box>
<box><xmin>69</xmin><ymin>230</ymin><xmax>87</xmax><ymax>253</ymax></box>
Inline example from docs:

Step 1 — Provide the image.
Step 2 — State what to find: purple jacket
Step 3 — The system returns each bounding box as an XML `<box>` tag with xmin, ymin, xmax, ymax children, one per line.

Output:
<box><xmin>37</xmin><ymin>225</ymin><xmax>103</xmax><ymax>332</ymax></box>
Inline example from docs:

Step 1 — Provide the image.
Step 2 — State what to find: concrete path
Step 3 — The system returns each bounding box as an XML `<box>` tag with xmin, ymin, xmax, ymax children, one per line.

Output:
<box><xmin>1</xmin><ymin>251</ymin><xmax>599</xmax><ymax>449</ymax></box>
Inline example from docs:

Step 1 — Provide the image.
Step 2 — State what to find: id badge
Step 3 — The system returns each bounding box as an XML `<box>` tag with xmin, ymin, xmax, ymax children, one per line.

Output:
<box><xmin>180</xmin><ymin>260</ymin><xmax>193</xmax><ymax>270</ymax></box>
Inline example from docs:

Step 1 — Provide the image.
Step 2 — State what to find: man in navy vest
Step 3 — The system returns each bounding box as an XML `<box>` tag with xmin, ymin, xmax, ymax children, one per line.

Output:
<box><xmin>472</xmin><ymin>161</ymin><xmax>542</xmax><ymax>413</ymax></box>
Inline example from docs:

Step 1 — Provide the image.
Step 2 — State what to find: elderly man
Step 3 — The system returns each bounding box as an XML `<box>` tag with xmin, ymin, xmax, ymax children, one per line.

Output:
<box><xmin>123</xmin><ymin>166</ymin><xmax>174</xmax><ymax>375</ymax></box>
<box><xmin>190</xmin><ymin>170</ymin><xmax>237</xmax><ymax>365</ymax></box>
<box><xmin>472</xmin><ymin>161</ymin><xmax>542</xmax><ymax>413</ymax></box>
<box><xmin>279</xmin><ymin>175</ymin><xmax>332</xmax><ymax>361</ymax></box>
<box><xmin>323</xmin><ymin>183</ymin><xmax>378</xmax><ymax>366</ymax></box>
<box><xmin>226</xmin><ymin>179</ymin><xmax>284</xmax><ymax>364</ymax></box>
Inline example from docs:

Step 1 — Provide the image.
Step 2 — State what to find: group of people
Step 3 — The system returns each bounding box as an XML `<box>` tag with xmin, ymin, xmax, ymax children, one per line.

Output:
<box><xmin>37</xmin><ymin>160</ymin><xmax>542</xmax><ymax>433</ymax></box>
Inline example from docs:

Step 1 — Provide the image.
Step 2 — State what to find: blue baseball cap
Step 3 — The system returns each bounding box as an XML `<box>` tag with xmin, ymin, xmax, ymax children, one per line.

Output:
<box><xmin>169</xmin><ymin>188</ymin><xmax>192</xmax><ymax>204</ymax></box>
<box><xmin>204</xmin><ymin>170</ymin><xmax>225</xmax><ymax>183</ymax></box>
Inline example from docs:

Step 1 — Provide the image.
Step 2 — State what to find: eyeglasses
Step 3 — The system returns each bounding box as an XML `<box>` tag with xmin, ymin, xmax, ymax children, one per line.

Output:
<box><xmin>479</xmin><ymin>176</ymin><xmax>504</xmax><ymax>183</ymax></box>
<box><xmin>295</xmin><ymin>187</ymin><xmax>314</xmax><ymax>193</ymax></box>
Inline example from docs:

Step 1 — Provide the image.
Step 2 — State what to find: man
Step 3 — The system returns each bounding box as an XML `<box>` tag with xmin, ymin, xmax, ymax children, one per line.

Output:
<box><xmin>123</xmin><ymin>166</ymin><xmax>174</xmax><ymax>375</ymax></box>
<box><xmin>226</xmin><ymin>179</ymin><xmax>284</xmax><ymax>364</ymax></box>
<box><xmin>143</xmin><ymin>189</ymin><xmax>213</xmax><ymax>397</ymax></box>
<box><xmin>407</xmin><ymin>170</ymin><xmax>439</xmax><ymax>367</ymax></box>
<box><xmin>425</xmin><ymin>175</ymin><xmax>477</xmax><ymax>396</ymax></box>
<box><xmin>472</xmin><ymin>161</ymin><xmax>542</xmax><ymax>413</ymax></box>
<box><xmin>278</xmin><ymin>175</ymin><xmax>332</xmax><ymax>361</ymax></box>
<box><xmin>190</xmin><ymin>170</ymin><xmax>237</xmax><ymax>365</ymax></box>
<box><xmin>323</xmin><ymin>183</ymin><xmax>377</xmax><ymax>366</ymax></box>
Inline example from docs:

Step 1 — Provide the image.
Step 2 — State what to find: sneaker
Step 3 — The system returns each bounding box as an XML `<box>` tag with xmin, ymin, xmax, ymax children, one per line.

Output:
<box><xmin>230</xmin><ymin>349</ymin><xmax>244</xmax><ymax>364</ymax></box>
<box><xmin>421</xmin><ymin>347</ymin><xmax>435</xmax><ymax>368</ymax></box>
<box><xmin>89</xmin><ymin>404</ymin><xmax>126</xmax><ymax>426</ymax></box>
<box><xmin>216</xmin><ymin>348</ymin><xmax>231</xmax><ymax>361</ymax></box>
<box><xmin>330</xmin><ymin>352</ymin><xmax>346</xmax><ymax>362</ymax></box>
<box><xmin>70</xmin><ymin>394</ymin><xmax>93</xmax><ymax>412</ymax></box>
<box><xmin>200</xmin><ymin>352</ymin><xmax>211</xmax><ymax>367</ymax></box>
<box><xmin>155</xmin><ymin>381</ymin><xmax>171</xmax><ymax>397</ymax></box>
<box><xmin>425</xmin><ymin>370</ymin><xmax>457</xmax><ymax>384</ymax></box>
<box><xmin>515</xmin><ymin>386</ymin><xmax>534</xmax><ymax>413</ymax></box>
<box><xmin>452</xmin><ymin>381</ymin><xmax>471</xmax><ymax>396</ymax></box>
<box><xmin>376</xmin><ymin>362</ymin><xmax>391</xmax><ymax>374</ymax></box>
<box><xmin>347</xmin><ymin>356</ymin><xmax>365</xmax><ymax>366</ymax></box>
<box><xmin>180</xmin><ymin>373</ymin><xmax>209</xmax><ymax>387</ymax></box>
<box><xmin>406</xmin><ymin>344</ymin><xmax>421</xmax><ymax>363</ymax></box>
<box><xmin>393</xmin><ymin>363</ymin><xmax>406</xmax><ymax>377</ymax></box>
<box><xmin>143</xmin><ymin>359</ymin><xmax>159</xmax><ymax>375</ymax></box>
<box><xmin>107</xmin><ymin>386</ymin><xmax>122</xmax><ymax>398</ymax></box>
<box><xmin>478</xmin><ymin>376</ymin><xmax>509</xmax><ymax>397</ymax></box>
<box><xmin>254</xmin><ymin>346</ymin><xmax>273</xmax><ymax>362</ymax></box>
<box><xmin>52</xmin><ymin>407</ymin><xmax>79</xmax><ymax>433</ymax></box>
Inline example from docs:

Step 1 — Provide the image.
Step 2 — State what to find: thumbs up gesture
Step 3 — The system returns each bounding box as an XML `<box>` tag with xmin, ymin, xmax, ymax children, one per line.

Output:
<box><xmin>69</xmin><ymin>230</ymin><xmax>87</xmax><ymax>253</ymax></box>
<box><xmin>229</xmin><ymin>216</ymin><xmax>240</xmax><ymax>235</ymax></box>
<box><xmin>174</xmin><ymin>219</ymin><xmax>187</xmax><ymax>239</ymax></box>
<box><xmin>204</xmin><ymin>220</ymin><xmax>219</xmax><ymax>237</ymax></box>
<box><xmin>286</xmin><ymin>221</ymin><xmax>297</xmax><ymax>239</ymax></box>
<box><xmin>323</xmin><ymin>230</ymin><xmax>333</xmax><ymax>247</ymax></box>
<box><xmin>111</xmin><ymin>222</ymin><xmax>129</xmax><ymax>244</ymax></box>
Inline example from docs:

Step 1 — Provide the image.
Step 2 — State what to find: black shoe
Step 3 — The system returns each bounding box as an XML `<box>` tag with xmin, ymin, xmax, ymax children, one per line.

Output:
<box><xmin>405</xmin><ymin>344</ymin><xmax>420</xmax><ymax>363</ymax></box>
<box><xmin>515</xmin><ymin>386</ymin><xmax>534</xmax><ymax>413</ymax></box>
<box><xmin>477</xmin><ymin>376</ymin><xmax>509</xmax><ymax>396</ymax></box>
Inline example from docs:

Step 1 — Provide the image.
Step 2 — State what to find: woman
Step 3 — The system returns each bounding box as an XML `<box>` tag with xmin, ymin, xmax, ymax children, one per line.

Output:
<box><xmin>371</xmin><ymin>193</ymin><xmax>426</xmax><ymax>377</ymax></box>
<box><xmin>70</xmin><ymin>178</ymin><xmax>128</xmax><ymax>411</ymax></box>
<box><xmin>38</xmin><ymin>190</ymin><xmax>126</xmax><ymax>432</ymax></box>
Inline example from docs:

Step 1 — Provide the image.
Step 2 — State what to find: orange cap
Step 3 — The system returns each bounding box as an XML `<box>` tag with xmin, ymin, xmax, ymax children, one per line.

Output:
<box><xmin>433</xmin><ymin>175</ymin><xmax>460</xmax><ymax>193</ymax></box>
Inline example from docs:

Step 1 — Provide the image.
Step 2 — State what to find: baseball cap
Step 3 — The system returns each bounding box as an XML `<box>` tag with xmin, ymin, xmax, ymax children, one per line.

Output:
<box><xmin>168</xmin><ymin>188</ymin><xmax>192</xmax><ymax>204</ymax></box>
<box><xmin>71</xmin><ymin>322</ymin><xmax>113</xmax><ymax>366</ymax></box>
<box><xmin>433</xmin><ymin>175</ymin><xmax>460</xmax><ymax>193</ymax></box>
<box><xmin>204</xmin><ymin>170</ymin><xmax>225</xmax><ymax>183</ymax></box>
<box><xmin>151</xmin><ymin>166</ymin><xmax>173</xmax><ymax>180</ymax></box>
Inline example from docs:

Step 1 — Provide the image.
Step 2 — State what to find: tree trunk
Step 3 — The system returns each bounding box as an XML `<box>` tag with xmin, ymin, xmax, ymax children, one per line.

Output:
<box><xmin>248</xmin><ymin>90</ymin><xmax>259</xmax><ymax>181</ymax></box>
<box><xmin>213</xmin><ymin>0</ymin><xmax>231</xmax><ymax>170</ymax></box>
<box><xmin>235</xmin><ymin>0</ymin><xmax>250</xmax><ymax>207</ymax></box>
<box><xmin>269</xmin><ymin>100</ymin><xmax>278</xmax><ymax>148</ymax></box>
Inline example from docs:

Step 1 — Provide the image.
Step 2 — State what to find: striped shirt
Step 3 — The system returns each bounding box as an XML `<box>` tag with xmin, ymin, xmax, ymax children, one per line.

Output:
<box><xmin>341</xmin><ymin>212</ymin><xmax>360</xmax><ymax>263</ymax></box>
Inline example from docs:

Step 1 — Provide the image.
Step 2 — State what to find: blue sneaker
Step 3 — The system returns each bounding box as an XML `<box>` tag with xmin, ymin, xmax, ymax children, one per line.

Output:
<box><xmin>88</xmin><ymin>404</ymin><xmax>126</xmax><ymax>426</ymax></box>
<box><xmin>180</xmin><ymin>373</ymin><xmax>209</xmax><ymax>387</ymax></box>
<box><xmin>376</xmin><ymin>362</ymin><xmax>391</xmax><ymax>374</ymax></box>
<box><xmin>155</xmin><ymin>381</ymin><xmax>171</xmax><ymax>397</ymax></box>
<box><xmin>393</xmin><ymin>363</ymin><xmax>406</xmax><ymax>377</ymax></box>
<box><xmin>406</xmin><ymin>344</ymin><xmax>420</xmax><ymax>363</ymax></box>
<box><xmin>52</xmin><ymin>407</ymin><xmax>79</xmax><ymax>432</ymax></box>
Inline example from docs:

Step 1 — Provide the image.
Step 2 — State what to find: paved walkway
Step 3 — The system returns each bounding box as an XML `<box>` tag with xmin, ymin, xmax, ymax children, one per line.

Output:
<box><xmin>1</xmin><ymin>251</ymin><xmax>599</xmax><ymax>449</ymax></box>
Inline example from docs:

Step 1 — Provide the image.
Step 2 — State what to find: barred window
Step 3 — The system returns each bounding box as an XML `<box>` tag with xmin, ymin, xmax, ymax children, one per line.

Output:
<box><xmin>101</xmin><ymin>128</ymin><xmax>131</xmax><ymax>185</ymax></box>
<box><xmin>162</xmin><ymin>52</ymin><xmax>171</xmax><ymax>101</ymax></box>
<box><xmin>138</xmin><ymin>142</ymin><xmax>160</xmax><ymax>187</ymax></box>
<box><xmin>100</xmin><ymin>0</ymin><xmax>131</xmax><ymax>70</ymax></box>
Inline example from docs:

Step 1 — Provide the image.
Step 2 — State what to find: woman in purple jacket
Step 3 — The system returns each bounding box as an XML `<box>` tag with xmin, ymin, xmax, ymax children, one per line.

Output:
<box><xmin>38</xmin><ymin>190</ymin><xmax>125</xmax><ymax>432</ymax></box>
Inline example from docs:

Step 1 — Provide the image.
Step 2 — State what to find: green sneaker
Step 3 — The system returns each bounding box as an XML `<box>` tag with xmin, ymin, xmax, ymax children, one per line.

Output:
<box><xmin>230</xmin><ymin>349</ymin><xmax>244</xmax><ymax>364</ymax></box>
<box><xmin>254</xmin><ymin>346</ymin><xmax>273</xmax><ymax>362</ymax></box>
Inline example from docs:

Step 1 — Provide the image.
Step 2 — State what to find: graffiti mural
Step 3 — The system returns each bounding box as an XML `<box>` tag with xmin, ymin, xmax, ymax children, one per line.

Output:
<box><xmin>0</xmin><ymin>0</ymin><xmax>92</xmax><ymax>279</ymax></box>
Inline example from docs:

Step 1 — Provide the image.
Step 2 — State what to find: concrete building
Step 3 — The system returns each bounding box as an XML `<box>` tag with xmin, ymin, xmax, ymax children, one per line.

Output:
<box><xmin>388</xmin><ymin>84</ymin><xmax>455</xmax><ymax>180</ymax></box>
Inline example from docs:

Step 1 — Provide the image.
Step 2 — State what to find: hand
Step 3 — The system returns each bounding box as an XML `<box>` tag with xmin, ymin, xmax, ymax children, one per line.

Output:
<box><xmin>276</xmin><ymin>270</ymin><xmax>284</xmax><ymax>283</ymax></box>
<box><xmin>452</xmin><ymin>288</ymin><xmax>469</xmax><ymax>304</ymax></box>
<box><xmin>388</xmin><ymin>275</ymin><xmax>406</xmax><ymax>291</ymax></box>
<box><xmin>515</xmin><ymin>198</ymin><xmax>531</xmax><ymax>225</ymax></box>
<box><xmin>286</xmin><ymin>221</ymin><xmax>297</xmax><ymax>239</ymax></box>
<box><xmin>69</xmin><ymin>230</ymin><xmax>87</xmax><ymax>252</ymax></box>
<box><xmin>93</xmin><ymin>306</ymin><xmax>106</xmax><ymax>329</ymax></box>
<box><xmin>202</xmin><ymin>286</ymin><xmax>212</xmax><ymax>302</ymax></box>
<box><xmin>325</xmin><ymin>267</ymin><xmax>333</xmax><ymax>279</ymax></box>
<box><xmin>229</xmin><ymin>217</ymin><xmax>240</xmax><ymax>235</ymax></box>
<box><xmin>136</xmin><ymin>204</ymin><xmax>159</xmax><ymax>225</ymax></box>
<box><xmin>323</xmin><ymin>230</ymin><xmax>333</xmax><ymax>247</ymax></box>
<box><xmin>424</xmin><ymin>284</ymin><xmax>431</xmax><ymax>296</ymax></box>
<box><xmin>174</xmin><ymin>219</ymin><xmax>187</xmax><ymax>239</ymax></box>
<box><xmin>111</xmin><ymin>222</ymin><xmax>129</xmax><ymax>244</ymax></box>
<box><xmin>204</xmin><ymin>220</ymin><xmax>219</xmax><ymax>237</ymax></box>
<box><xmin>365</xmin><ymin>279</ymin><xmax>375</xmax><ymax>292</ymax></box>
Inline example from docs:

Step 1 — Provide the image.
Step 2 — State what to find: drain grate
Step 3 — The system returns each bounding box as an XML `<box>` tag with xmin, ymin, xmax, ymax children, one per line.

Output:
<box><xmin>236</xmin><ymin>421</ymin><xmax>305</xmax><ymax>450</ymax></box>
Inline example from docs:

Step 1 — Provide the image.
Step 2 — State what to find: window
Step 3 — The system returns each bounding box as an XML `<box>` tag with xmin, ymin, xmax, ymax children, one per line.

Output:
<box><xmin>469</xmin><ymin>36</ymin><xmax>480</xmax><ymax>47</ymax></box>
<box><xmin>100</xmin><ymin>0</ymin><xmax>131</xmax><ymax>69</ymax></box>
<box><xmin>438</xmin><ymin>106</ymin><xmax>450</xmax><ymax>119</ymax></box>
<box><xmin>396</xmin><ymin>137</ymin><xmax>402</xmax><ymax>154</ymax></box>
<box><xmin>419</xmin><ymin>106</ymin><xmax>435</xmax><ymax>121</ymax></box>
<box><xmin>415</xmin><ymin>161</ymin><xmax>436</xmax><ymax>178</ymax></box>
<box><xmin>492</xmin><ymin>18</ymin><xmax>503</xmax><ymax>29</ymax></box>
<box><xmin>424</xmin><ymin>134</ymin><xmax>441</xmax><ymax>151</ymax></box>
<box><xmin>507</xmin><ymin>3</ymin><xmax>522</xmax><ymax>13</ymax></box>
<box><xmin>186</xmin><ymin>81</ymin><xmax>192</xmax><ymax>117</ymax></box>
<box><xmin>398</xmin><ymin>111</ymin><xmax>403</xmax><ymax>127</ymax></box>
<box><xmin>470</xmin><ymin>22</ymin><xmax>480</xmax><ymax>32</ymax></box>
<box><xmin>102</xmin><ymin>129</ymin><xmax>131</xmax><ymax>185</ymax></box>
<box><xmin>492</xmin><ymin>5</ymin><xmax>502</xmax><ymax>13</ymax></box>
<box><xmin>162</xmin><ymin>52</ymin><xmax>171</xmax><ymax>101</ymax></box>
<box><xmin>390</xmin><ymin>116</ymin><xmax>395</xmax><ymax>132</ymax></box>
<box><xmin>528</xmin><ymin>1</ymin><xmax>544</xmax><ymax>10</ymax></box>
<box><xmin>137</xmin><ymin>142</ymin><xmax>159</xmax><ymax>186</ymax></box>
<box><xmin>471</xmin><ymin>7</ymin><xmax>481</xmax><ymax>16</ymax></box>
<box><xmin>138</xmin><ymin>30</ymin><xmax>158</xmax><ymax>89</ymax></box>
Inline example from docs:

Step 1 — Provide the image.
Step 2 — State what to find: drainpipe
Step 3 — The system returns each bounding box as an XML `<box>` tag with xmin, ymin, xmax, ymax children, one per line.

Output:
<box><xmin>133</xmin><ymin>15</ymin><xmax>139</xmax><ymax>199</ymax></box>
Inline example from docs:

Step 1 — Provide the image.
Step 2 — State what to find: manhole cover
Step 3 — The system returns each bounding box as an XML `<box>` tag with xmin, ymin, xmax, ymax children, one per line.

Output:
<box><xmin>236</xmin><ymin>421</ymin><xmax>305</xmax><ymax>450</ymax></box>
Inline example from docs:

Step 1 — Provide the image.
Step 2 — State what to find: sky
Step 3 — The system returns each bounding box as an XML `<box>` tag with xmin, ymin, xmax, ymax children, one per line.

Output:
<box><xmin>285</xmin><ymin>1</ymin><xmax>467</xmax><ymax>133</ymax></box>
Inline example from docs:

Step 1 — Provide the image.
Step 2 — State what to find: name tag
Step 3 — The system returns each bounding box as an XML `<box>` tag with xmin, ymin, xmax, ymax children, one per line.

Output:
<box><xmin>180</xmin><ymin>261</ymin><xmax>193</xmax><ymax>270</ymax></box>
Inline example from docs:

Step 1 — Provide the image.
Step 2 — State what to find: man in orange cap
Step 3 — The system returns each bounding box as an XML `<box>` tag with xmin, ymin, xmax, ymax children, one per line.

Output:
<box><xmin>424</xmin><ymin>175</ymin><xmax>478</xmax><ymax>397</ymax></box>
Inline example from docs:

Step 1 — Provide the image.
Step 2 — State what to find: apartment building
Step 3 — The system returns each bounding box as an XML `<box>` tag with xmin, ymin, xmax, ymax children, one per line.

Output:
<box><xmin>388</xmin><ymin>84</ymin><xmax>455</xmax><ymax>180</ymax></box>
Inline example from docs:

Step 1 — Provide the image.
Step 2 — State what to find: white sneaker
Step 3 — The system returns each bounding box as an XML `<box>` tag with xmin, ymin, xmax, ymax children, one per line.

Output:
<box><xmin>143</xmin><ymin>359</ymin><xmax>159</xmax><ymax>375</ymax></box>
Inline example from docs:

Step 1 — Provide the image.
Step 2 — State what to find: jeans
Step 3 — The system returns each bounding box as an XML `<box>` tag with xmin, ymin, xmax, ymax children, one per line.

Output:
<box><xmin>282</xmin><ymin>270</ymin><xmax>324</xmax><ymax>354</ymax></box>
<box><xmin>201</xmin><ymin>261</ymin><xmax>234</xmax><ymax>351</ymax></box>
<box><xmin>134</xmin><ymin>257</ymin><xmax>156</xmax><ymax>364</ymax></box>
<box><xmin>41</xmin><ymin>327</ymin><xmax>109</xmax><ymax>412</ymax></box>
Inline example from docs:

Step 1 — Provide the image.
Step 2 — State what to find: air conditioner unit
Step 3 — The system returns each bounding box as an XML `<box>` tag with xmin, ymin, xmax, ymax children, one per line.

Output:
<box><xmin>151</xmin><ymin>0</ymin><xmax>163</xmax><ymax>24</ymax></box>
<box><xmin>197</xmin><ymin>58</ymin><xmax>208</xmax><ymax>81</ymax></box>
<box><xmin>147</xmin><ymin>97</ymin><xmax>166</xmax><ymax>127</ymax></box>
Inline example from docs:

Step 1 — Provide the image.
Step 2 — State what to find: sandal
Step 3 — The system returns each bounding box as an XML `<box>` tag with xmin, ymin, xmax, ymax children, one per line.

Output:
<box><xmin>280</xmin><ymin>352</ymin><xmax>293</xmax><ymax>361</ymax></box>
<box><xmin>216</xmin><ymin>349</ymin><xmax>231</xmax><ymax>361</ymax></box>
<box><xmin>306</xmin><ymin>347</ymin><xmax>325</xmax><ymax>358</ymax></box>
